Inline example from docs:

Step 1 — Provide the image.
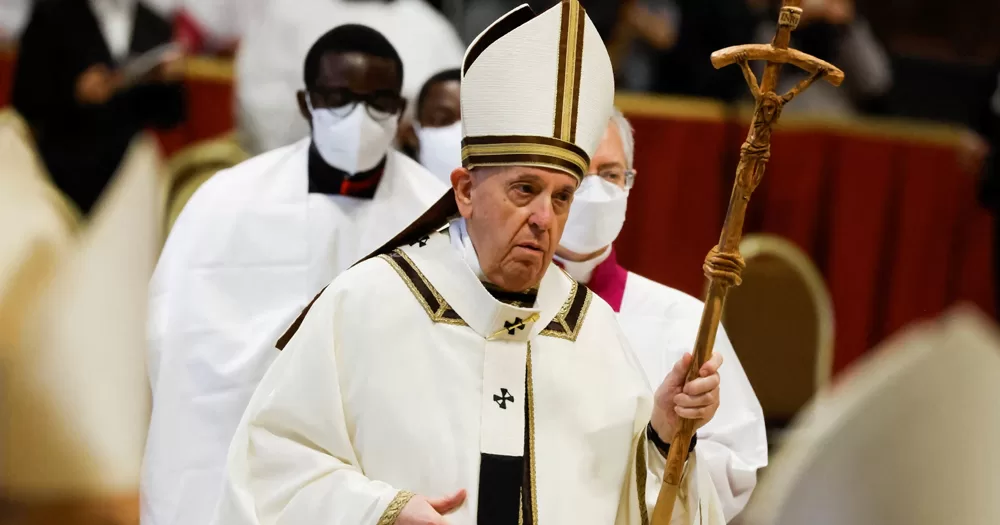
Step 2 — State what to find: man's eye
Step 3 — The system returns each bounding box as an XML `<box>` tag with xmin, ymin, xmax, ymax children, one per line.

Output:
<box><xmin>515</xmin><ymin>184</ymin><xmax>534</xmax><ymax>194</ymax></box>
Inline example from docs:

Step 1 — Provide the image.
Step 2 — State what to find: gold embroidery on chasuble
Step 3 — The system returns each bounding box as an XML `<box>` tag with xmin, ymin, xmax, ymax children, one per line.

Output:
<box><xmin>538</xmin><ymin>279</ymin><xmax>593</xmax><ymax>342</ymax></box>
<box><xmin>378</xmin><ymin>250</ymin><xmax>467</xmax><ymax>326</ymax></box>
<box><xmin>636</xmin><ymin>431</ymin><xmax>651</xmax><ymax>525</ymax></box>
<box><xmin>380</xmin><ymin>248</ymin><xmax>592</xmax><ymax>342</ymax></box>
<box><xmin>377</xmin><ymin>490</ymin><xmax>415</xmax><ymax>525</ymax></box>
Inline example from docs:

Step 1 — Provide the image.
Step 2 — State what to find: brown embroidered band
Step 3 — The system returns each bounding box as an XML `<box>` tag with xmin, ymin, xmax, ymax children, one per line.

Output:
<box><xmin>539</xmin><ymin>281</ymin><xmax>593</xmax><ymax>341</ymax></box>
<box><xmin>461</xmin><ymin>135</ymin><xmax>590</xmax><ymax>180</ymax></box>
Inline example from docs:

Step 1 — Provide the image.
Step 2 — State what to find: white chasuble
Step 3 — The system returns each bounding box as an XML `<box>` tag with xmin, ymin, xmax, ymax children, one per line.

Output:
<box><xmin>212</xmin><ymin>228</ymin><xmax>716</xmax><ymax>525</ymax></box>
<box><xmin>142</xmin><ymin>139</ymin><xmax>446</xmax><ymax>525</ymax></box>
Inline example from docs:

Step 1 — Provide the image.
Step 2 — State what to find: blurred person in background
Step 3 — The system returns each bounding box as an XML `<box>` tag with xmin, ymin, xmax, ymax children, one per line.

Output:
<box><xmin>862</xmin><ymin>0</ymin><xmax>1000</xmax><ymax>308</ymax></box>
<box><xmin>863</xmin><ymin>0</ymin><xmax>999</xmax><ymax>125</ymax></box>
<box><xmin>555</xmin><ymin>109</ymin><xmax>768</xmax><ymax>521</ymax></box>
<box><xmin>12</xmin><ymin>0</ymin><xmax>186</xmax><ymax>216</ymax></box>
<box><xmin>141</xmin><ymin>25</ymin><xmax>446</xmax><ymax>525</ymax></box>
<box><xmin>752</xmin><ymin>0</ymin><xmax>892</xmax><ymax>115</ymax></box>
<box><xmin>143</xmin><ymin>0</ymin><xmax>268</xmax><ymax>55</ymax></box>
<box><xmin>398</xmin><ymin>67</ymin><xmax>461</xmax><ymax>183</ymax></box>
<box><xmin>237</xmin><ymin>0</ymin><xmax>465</xmax><ymax>154</ymax></box>
<box><xmin>0</xmin><ymin>0</ymin><xmax>30</xmax><ymax>40</ymax></box>
<box><xmin>975</xmin><ymin>72</ymin><xmax>1000</xmax><ymax>311</ymax></box>
<box><xmin>648</xmin><ymin>0</ymin><xmax>758</xmax><ymax>101</ymax></box>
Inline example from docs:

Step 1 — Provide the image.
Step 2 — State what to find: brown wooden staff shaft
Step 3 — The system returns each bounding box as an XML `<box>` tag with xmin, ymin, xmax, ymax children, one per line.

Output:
<box><xmin>648</xmin><ymin>0</ymin><xmax>832</xmax><ymax>522</ymax></box>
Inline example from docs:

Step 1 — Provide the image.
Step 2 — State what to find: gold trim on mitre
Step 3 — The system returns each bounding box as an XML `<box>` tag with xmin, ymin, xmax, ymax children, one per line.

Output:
<box><xmin>461</xmin><ymin>135</ymin><xmax>590</xmax><ymax>180</ymax></box>
<box><xmin>554</xmin><ymin>0</ymin><xmax>586</xmax><ymax>143</ymax></box>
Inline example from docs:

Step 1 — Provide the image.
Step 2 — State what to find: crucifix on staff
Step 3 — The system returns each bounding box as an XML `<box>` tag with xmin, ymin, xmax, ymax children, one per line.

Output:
<box><xmin>650</xmin><ymin>0</ymin><xmax>844</xmax><ymax>523</ymax></box>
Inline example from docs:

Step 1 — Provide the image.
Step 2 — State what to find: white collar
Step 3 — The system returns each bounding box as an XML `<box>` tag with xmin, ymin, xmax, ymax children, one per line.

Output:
<box><xmin>399</xmin><ymin>228</ymin><xmax>572</xmax><ymax>341</ymax></box>
<box><xmin>448</xmin><ymin>217</ymin><xmax>486</xmax><ymax>280</ymax></box>
<box><xmin>89</xmin><ymin>0</ymin><xmax>136</xmax><ymax>61</ymax></box>
<box><xmin>554</xmin><ymin>245</ymin><xmax>611</xmax><ymax>284</ymax></box>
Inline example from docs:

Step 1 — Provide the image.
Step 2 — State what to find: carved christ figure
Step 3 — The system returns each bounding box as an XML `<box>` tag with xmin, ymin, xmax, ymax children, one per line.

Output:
<box><xmin>732</xmin><ymin>51</ymin><xmax>830</xmax><ymax>192</ymax></box>
<box><xmin>735</xmin><ymin>50</ymin><xmax>830</xmax><ymax>150</ymax></box>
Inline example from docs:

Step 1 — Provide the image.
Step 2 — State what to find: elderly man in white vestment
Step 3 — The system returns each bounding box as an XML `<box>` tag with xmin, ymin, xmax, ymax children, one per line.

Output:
<box><xmin>141</xmin><ymin>25</ymin><xmax>446</xmax><ymax>525</ymax></box>
<box><xmin>212</xmin><ymin>2</ymin><xmax>727</xmax><ymax>525</ymax></box>
<box><xmin>555</xmin><ymin>110</ymin><xmax>768</xmax><ymax>520</ymax></box>
<box><xmin>237</xmin><ymin>0</ymin><xmax>466</xmax><ymax>154</ymax></box>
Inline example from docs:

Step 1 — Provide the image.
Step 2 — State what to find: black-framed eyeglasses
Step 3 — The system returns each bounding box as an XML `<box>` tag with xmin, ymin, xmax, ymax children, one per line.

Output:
<box><xmin>307</xmin><ymin>87</ymin><xmax>404</xmax><ymax>121</ymax></box>
<box><xmin>586</xmin><ymin>167</ymin><xmax>636</xmax><ymax>190</ymax></box>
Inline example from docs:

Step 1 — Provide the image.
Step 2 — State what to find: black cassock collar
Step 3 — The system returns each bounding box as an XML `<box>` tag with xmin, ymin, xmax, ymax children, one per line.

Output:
<box><xmin>307</xmin><ymin>142</ymin><xmax>386</xmax><ymax>199</ymax></box>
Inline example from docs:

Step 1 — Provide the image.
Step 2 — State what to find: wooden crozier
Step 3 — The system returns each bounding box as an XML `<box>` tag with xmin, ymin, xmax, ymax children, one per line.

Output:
<box><xmin>649</xmin><ymin>1</ymin><xmax>844</xmax><ymax>523</ymax></box>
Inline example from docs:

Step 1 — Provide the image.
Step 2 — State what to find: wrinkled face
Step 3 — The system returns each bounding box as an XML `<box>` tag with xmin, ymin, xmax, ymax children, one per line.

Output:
<box><xmin>453</xmin><ymin>166</ymin><xmax>579</xmax><ymax>291</ymax></box>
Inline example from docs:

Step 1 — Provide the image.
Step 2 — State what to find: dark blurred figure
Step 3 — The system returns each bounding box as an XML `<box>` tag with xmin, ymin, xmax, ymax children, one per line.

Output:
<box><xmin>862</xmin><ymin>0</ymin><xmax>1000</xmax><ymax>307</ymax></box>
<box><xmin>755</xmin><ymin>0</ymin><xmax>891</xmax><ymax>115</ymax></box>
<box><xmin>862</xmin><ymin>0</ymin><xmax>1000</xmax><ymax>124</ymax></box>
<box><xmin>12</xmin><ymin>0</ymin><xmax>186</xmax><ymax>216</ymax></box>
<box><xmin>649</xmin><ymin>0</ymin><xmax>758</xmax><ymax>101</ymax></box>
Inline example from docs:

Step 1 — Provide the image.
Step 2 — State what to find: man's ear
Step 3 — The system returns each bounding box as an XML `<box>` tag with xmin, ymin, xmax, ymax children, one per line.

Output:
<box><xmin>296</xmin><ymin>90</ymin><xmax>311</xmax><ymax>125</ymax></box>
<box><xmin>452</xmin><ymin>167</ymin><xmax>474</xmax><ymax>219</ymax></box>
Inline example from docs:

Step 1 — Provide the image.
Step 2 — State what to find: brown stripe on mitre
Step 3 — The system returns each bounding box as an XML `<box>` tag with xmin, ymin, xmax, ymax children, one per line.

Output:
<box><xmin>553</xmin><ymin>0</ymin><xmax>584</xmax><ymax>141</ymax></box>
<box><xmin>568</xmin><ymin>1</ymin><xmax>586</xmax><ymax>142</ymax></box>
<box><xmin>463</xmin><ymin>4</ymin><xmax>535</xmax><ymax>75</ymax></box>
<box><xmin>552</xmin><ymin>0</ymin><xmax>571</xmax><ymax>138</ymax></box>
<box><xmin>464</xmin><ymin>153</ymin><xmax>584</xmax><ymax>181</ymax></box>
<box><xmin>461</xmin><ymin>135</ymin><xmax>589</xmax><ymax>180</ymax></box>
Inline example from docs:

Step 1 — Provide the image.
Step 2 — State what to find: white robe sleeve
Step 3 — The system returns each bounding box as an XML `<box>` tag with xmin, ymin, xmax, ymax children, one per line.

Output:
<box><xmin>212</xmin><ymin>283</ymin><xmax>409</xmax><ymax>525</ymax></box>
<box><xmin>614</xmin><ymin>327</ymin><xmax>726</xmax><ymax>525</ymax></box>
<box><xmin>622</xmin><ymin>279</ymin><xmax>768</xmax><ymax>520</ymax></box>
<box><xmin>694</xmin><ymin>325</ymin><xmax>768</xmax><ymax>520</ymax></box>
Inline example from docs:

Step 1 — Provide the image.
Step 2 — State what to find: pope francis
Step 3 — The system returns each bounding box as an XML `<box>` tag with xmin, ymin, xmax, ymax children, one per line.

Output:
<box><xmin>212</xmin><ymin>2</ymin><xmax>725</xmax><ymax>524</ymax></box>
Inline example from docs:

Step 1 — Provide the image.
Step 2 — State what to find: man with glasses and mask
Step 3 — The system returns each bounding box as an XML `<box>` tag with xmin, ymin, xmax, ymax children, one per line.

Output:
<box><xmin>555</xmin><ymin>109</ymin><xmax>768</xmax><ymax>521</ymax></box>
<box><xmin>141</xmin><ymin>24</ymin><xmax>446</xmax><ymax>525</ymax></box>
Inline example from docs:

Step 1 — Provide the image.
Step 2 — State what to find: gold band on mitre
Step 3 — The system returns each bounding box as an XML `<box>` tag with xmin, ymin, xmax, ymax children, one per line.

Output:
<box><xmin>461</xmin><ymin>135</ymin><xmax>590</xmax><ymax>181</ymax></box>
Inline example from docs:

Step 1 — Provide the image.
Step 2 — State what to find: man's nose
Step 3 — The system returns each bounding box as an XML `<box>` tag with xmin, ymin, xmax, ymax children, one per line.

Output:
<box><xmin>528</xmin><ymin>194</ymin><xmax>555</xmax><ymax>231</ymax></box>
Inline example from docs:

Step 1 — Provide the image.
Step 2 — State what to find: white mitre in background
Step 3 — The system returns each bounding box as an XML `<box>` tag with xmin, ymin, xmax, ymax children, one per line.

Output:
<box><xmin>741</xmin><ymin>306</ymin><xmax>1000</xmax><ymax>525</ymax></box>
<box><xmin>0</xmin><ymin>134</ymin><xmax>165</xmax><ymax>523</ymax></box>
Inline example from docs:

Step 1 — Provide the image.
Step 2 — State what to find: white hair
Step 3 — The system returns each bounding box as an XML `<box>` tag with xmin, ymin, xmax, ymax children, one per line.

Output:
<box><xmin>611</xmin><ymin>108</ymin><xmax>635</xmax><ymax>169</ymax></box>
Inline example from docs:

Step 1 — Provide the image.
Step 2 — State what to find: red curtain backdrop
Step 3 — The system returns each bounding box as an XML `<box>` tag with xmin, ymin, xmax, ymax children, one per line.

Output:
<box><xmin>1</xmin><ymin>54</ymin><xmax>994</xmax><ymax>375</ymax></box>
<box><xmin>617</xmin><ymin>95</ymin><xmax>996</xmax><ymax>374</ymax></box>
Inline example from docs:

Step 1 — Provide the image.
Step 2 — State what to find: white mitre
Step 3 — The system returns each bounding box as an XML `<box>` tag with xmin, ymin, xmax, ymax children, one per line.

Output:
<box><xmin>460</xmin><ymin>0</ymin><xmax>614</xmax><ymax>181</ymax></box>
<box><xmin>367</xmin><ymin>0</ymin><xmax>615</xmax><ymax>256</ymax></box>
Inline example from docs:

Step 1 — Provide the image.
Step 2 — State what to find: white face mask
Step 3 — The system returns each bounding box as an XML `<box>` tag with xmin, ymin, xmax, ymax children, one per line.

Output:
<box><xmin>307</xmin><ymin>98</ymin><xmax>398</xmax><ymax>174</ymax></box>
<box><xmin>559</xmin><ymin>175</ymin><xmax>629</xmax><ymax>255</ymax></box>
<box><xmin>416</xmin><ymin>120</ymin><xmax>463</xmax><ymax>185</ymax></box>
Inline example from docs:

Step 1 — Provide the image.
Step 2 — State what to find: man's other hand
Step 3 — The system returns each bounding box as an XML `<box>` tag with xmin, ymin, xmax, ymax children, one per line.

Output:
<box><xmin>398</xmin><ymin>489</ymin><xmax>467</xmax><ymax>525</ymax></box>
<box><xmin>650</xmin><ymin>352</ymin><xmax>723</xmax><ymax>444</ymax></box>
<box><xmin>75</xmin><ymin>64</ymin><xmax>120</xmax><ymax>104</ymax></box>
